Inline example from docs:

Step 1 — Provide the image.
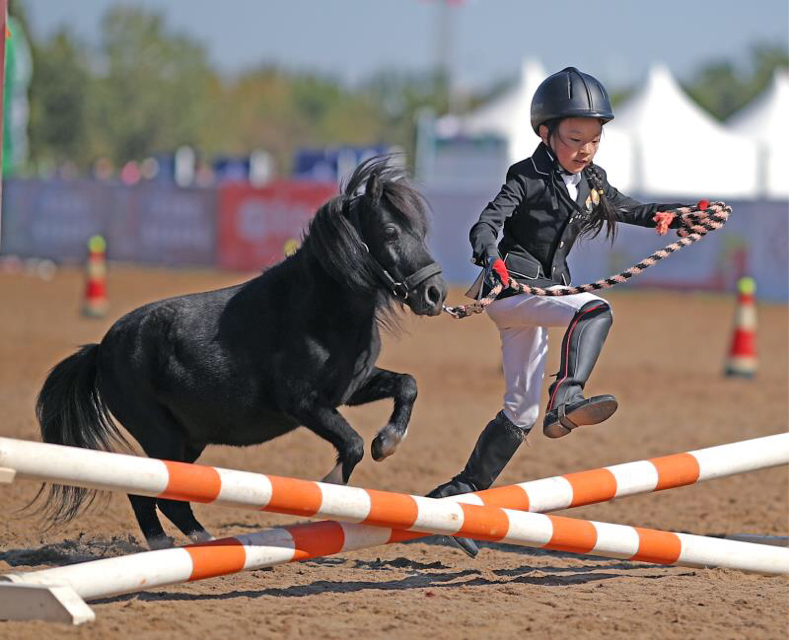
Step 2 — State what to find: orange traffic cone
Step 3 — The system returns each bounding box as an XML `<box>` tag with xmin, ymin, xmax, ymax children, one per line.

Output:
<box><xmin>724</xmin><ymin>276</ymin><xmax>757</xmax><ymax>378</ymax></box>
<box><xmin>82</xmin><ymin>235</ymin><xmax>109</xmax><ymax>318</ymax></box>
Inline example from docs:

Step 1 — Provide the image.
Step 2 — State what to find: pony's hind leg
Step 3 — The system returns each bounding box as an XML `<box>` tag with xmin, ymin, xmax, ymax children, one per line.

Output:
<box><xmin>156</xmin><ymin>443</ymin><xmax>212</xmax><ymax>543</ymax></box>
<box><xmin>128</xmin><ymin>495</ymin><xmax>172</xmax><ymax>549</ymax></box>
<box><xmin>347</xmin><ymin>368</ymin><xmax>417</xmax><ymax>461</ymax></box>
<box><xmin>114</xmin><ymin>401</ymin><xmax>211</xmax><ymax>547</ymax></box>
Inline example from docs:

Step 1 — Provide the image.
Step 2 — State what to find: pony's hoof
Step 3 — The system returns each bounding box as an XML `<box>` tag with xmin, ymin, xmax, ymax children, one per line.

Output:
<box><xmin>147</xmin><ymin>535</ymin><xmax>175</xmax><ymax>550</ymax></box>
<box><xmin>321</xmin><ymin>463</ymin><xmax>345</xmax><ymax>485</ymax></box>
<box><xmin>371</xmin><ymin>429</ymin><xmax>401</xmax><ymax>461</ymax></box>
<box><xmin>188</xmin><ymin>530</ymin><xmax>214</xmax><ymax>544</ymax></box>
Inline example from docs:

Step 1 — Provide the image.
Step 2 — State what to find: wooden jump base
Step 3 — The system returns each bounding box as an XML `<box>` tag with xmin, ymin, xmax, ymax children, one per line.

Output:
<box><xmin>1</xmin><ymin>433</ymin><xmax>787</xmax><ymax>624</ymax></box>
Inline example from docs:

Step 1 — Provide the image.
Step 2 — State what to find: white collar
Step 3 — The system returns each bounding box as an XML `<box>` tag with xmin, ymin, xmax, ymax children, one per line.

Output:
<box><xmin>544</xmin><ymin>146</ymin><xmax>582</xmax><ymax>186</ymax></box>
<box><xmin>561</xmin><ymin>171</ymin><xmax>582</xmax><ymax>187</ymax></box>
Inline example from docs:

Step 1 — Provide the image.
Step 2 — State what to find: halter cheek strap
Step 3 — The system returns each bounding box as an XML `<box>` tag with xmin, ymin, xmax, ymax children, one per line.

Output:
<box><xmin>343</xmin><ymin>197</ymin><xmax>443</xmax><ymax>300</ymax></box>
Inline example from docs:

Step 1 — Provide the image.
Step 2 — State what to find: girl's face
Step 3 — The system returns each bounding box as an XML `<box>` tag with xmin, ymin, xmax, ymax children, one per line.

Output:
<box><xmin>540</xmin><ymin>117</ymin><xmax>602</xmax><ymax>174</ymax></box>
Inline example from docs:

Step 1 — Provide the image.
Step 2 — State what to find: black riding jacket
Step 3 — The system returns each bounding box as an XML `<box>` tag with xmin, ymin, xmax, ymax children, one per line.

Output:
<box><xmin>470</xmin><ymin>143</ymin><xmax>683</xmax><ymax>292</ymax></box>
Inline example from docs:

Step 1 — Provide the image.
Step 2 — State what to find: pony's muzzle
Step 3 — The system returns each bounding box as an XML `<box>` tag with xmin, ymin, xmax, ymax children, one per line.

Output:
<box><xmin>415</xmin><ymin>278</ymin><xmax>448</xmax><ymax>316</ymax></box>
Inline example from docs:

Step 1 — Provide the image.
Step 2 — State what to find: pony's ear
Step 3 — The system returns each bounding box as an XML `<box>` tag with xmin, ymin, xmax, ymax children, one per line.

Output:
<box><xmin>365</xmin><ymin>170</ymin><xmax>383</xmax><ymax>205</ymax></box>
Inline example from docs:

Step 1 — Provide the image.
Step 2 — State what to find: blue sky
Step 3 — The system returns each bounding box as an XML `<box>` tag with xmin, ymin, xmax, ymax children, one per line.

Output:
<box><xmin>19</xmin><ymin>0</ymin><xmax>789</xmax><ymax>91</ymax></box>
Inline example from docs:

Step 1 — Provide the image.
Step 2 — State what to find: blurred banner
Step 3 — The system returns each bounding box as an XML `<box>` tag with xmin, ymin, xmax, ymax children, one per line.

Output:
<box><xmin>425</xmin><ymin>190</ymin><xmax>789</xmax><ymax>302</ymax></box>
<box><xmin>109</xmin><ymin>185</ymin><xmax>216</xmax><ymax>265</ymax></box>
<box><xmin>1</xmin><ymin>180</ymin><xmax>215</xmax><ymax>266</ymax></box>
<box><xmin>293</xmin><ymin>146</ymin><xmax>394</xmax><ymax>184</ymax></box>
<box><xmin>216</xmin><ymin>180</ymin><xmax>336</xmax><ymax>271</ymax></box>
<box><xmin>567</xmin><ymin>200</ymin><xmax>788</xmax><ymax>301</ymax></box>
<box><xmin>2</xmin><ymin>179</ymin><xmax>110</xmax><ymax>259</ymax></box>
<box><xmin>2</xmin><ymin>178</ymin><xmax>785</xmax><ymax>301</ymax></box>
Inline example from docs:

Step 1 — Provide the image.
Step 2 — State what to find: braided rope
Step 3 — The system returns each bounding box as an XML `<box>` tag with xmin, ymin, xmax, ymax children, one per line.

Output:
<box><xmin>442</xmin><ymin>201</ymin><xmax>732</xmax><ymax>319</ymax></box>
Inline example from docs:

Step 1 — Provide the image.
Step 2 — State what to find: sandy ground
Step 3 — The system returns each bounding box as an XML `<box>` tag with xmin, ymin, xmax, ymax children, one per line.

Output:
<box><xmin>0</xmin><ymin>264</ymin><xmax>787</xmax><ymax>639</ymax></box>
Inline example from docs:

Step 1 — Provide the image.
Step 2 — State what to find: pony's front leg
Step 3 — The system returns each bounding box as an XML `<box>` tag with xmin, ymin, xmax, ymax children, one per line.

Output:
<box><xmin>293</xmin><ymin>405</ymin><xmax>364</xmax><ymax>485</ymax></box>
<box><xmin>346</xmin><ymin>367</ymin><xmax>417</xmax><ymax>461</ymax></box>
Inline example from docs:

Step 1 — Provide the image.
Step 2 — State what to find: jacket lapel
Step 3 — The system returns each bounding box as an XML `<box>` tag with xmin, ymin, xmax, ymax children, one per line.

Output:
<box><xmin>576</xmin><ymin>172</ymin><xmax>591</xmax><ymax>208</ymax></box>
<box><xmin>530</xmin><ymin>143</ymin><xmax>553</xmax><ymax>176</ymax></box>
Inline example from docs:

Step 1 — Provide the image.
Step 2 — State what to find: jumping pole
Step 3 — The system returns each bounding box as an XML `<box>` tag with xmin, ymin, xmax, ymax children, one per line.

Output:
<box><xmin>0</xmin><ymin>433</ymin><xmax>787</xmax><ymax>623</ymax></box>
<box><xmin>0</xmin><ymin>433</ymin><xmax>786</xmax><ymax>517</ymax></box>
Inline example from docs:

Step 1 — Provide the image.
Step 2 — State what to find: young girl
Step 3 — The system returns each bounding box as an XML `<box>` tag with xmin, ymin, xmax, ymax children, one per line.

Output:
<box><xmin>428</xmin><ymin>67</ymin><xmax>685</xmax><ymax>556</ymax></box>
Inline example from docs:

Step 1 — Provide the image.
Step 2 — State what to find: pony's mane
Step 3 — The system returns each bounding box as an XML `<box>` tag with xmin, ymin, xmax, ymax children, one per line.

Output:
<box><xmin>301</xmin><ymin>156</ymin><xmax>429</xmax><ymax>302</ymax></box>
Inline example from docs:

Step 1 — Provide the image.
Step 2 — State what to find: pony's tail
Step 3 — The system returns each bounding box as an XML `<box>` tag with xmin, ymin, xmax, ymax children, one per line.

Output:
<box><xmin>32</xmin><ymin>344</ymin><xmax>128</xmax><ymax>525</ymax></box>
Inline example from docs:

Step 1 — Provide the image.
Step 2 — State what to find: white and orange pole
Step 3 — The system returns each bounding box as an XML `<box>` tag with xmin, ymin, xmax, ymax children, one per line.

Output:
<box><xmin>3</xmin><ymin>497</ymin><xmax>787</xmax><ymax>614</ymax></box>
<box><xmin>0</xmin><ymin>435</ymin><xmax>786</xmax><ymax>590</ymax></box>
<box><xmin>2</xmin><ymin>434</ymin><xmax>787</xmax><ymax>622</ymax></box>
<box><xmin>1</xmin><ymin>433</ymin><xmax>786</xmax><ymax>519</ymax></box>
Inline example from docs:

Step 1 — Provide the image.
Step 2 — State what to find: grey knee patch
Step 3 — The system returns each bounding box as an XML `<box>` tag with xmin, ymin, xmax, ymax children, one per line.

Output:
<box><xmin>578</xmin><ymin>300</ymin><xmax>612</xmax><ymax>323</ymax></box>
<box><xmin>496</xmin><ymin>410</ymin><xmax>531</xmax><ymax>439</ymax></box>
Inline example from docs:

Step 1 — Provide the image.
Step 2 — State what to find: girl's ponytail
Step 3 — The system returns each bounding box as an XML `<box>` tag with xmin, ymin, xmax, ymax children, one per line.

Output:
<box><xmin>582</xmin><ymin>164</ymin><xmax>618</xmax><ymax>243</ymax></box>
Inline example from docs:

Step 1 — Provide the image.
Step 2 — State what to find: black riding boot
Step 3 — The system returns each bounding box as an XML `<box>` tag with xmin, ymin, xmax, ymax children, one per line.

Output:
<box><xmin>543</xmin><ymin>300</ymin><xmax>618</xmax><ymax>438</ymax></box>
<box><xmin>427</xmin><ymin>410</ymin><xmax>526</xmax><ymax>558</ymax></box>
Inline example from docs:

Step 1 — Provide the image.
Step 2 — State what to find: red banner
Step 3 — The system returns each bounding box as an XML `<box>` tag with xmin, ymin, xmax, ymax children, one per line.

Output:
<box><xmin>216</xmin><ymin>181</ymin><xmax>336</xmax><ymax>271</ymax></box>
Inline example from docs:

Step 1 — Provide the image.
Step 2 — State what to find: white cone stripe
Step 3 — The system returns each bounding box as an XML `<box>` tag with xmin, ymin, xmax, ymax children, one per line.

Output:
<box><xmin>340</xmin><ymin>522</ymin><xmax>392</xmax><ymax>552</ymax></box>
<box><xmin>215</xmin><ymin>468</ymin><xmax>273</xmax><ymax>508</ymax></box>
<box><xmin>523</xmin><ymin>477</ymin><xmax>574</xmax><ymax>512</ymax></box>
<box><xmin>725</xmin><ymin>356</ymin><xmax>757</xmax><ymax>369</ymax></box>
<box><xmin>411</xmin><ymin>496</ymin><xmax>464</xmax><ymax>534</ymax></box>
<box><xmin>736</xmin><ymin>307</ymin><xmax>756</xmax><ymax>328</ymax></box>
<box><xmin>318</xmin><ymin>485</ymin><xmax>371</xmax><ymax>523</ymax></box>
<box><xmin>607</xmin><ymin>461</ymin><xmax>659</xmax><ymax>497</ymax></box>
<box><xmin>592</xmin><ymin>522</ymin><xmax>641</xmax><ymax>558</ymax></box>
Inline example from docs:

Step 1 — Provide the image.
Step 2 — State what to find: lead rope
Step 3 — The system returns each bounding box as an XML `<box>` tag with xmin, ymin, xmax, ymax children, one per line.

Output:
<box><xmin>442</xmin><ymin>201</ymin><xmax>732</xmax><ymax>319</ymax></box>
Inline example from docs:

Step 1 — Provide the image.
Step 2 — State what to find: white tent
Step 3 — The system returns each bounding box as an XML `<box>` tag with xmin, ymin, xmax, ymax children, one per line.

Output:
<box><xmin>611</xmin><ymin>64</ymin><xmax>759</xmax><ymax>198</ymax></box>
<box><xmin>436</xmin><ymin>59</ymin><xmax>547</xmax><ymax>165</ymax></box>
<box><xmin>727</xmin><ymin>69</ymin><xmax>789</xmax><ymax>199</ymax></box>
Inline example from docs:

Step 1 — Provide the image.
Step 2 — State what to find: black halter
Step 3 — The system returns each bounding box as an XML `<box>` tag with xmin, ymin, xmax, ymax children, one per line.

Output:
<box><xmin>343</xmin><ymin>197</ymin><xmax>442</xmax><ymax>300</ymax></box>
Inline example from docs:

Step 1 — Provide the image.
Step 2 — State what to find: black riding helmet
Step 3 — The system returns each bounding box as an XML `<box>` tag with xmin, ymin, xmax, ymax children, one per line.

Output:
<box><xmin>530</xmin><ymin>67</ymin><xmax>614</xmax><ymax>134</ymax></box>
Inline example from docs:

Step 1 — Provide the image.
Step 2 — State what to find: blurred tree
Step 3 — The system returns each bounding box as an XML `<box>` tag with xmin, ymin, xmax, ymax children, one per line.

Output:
<box><xmin>361</xmin><ymin>69</ymin><xmax>450</xmax><ymax>164</ymax></box>
<box><xmin>27</xmin><ymin>28</ymin><xmax>91</xmax><ymax>168</ymax></box>
<box><xmin>89</xmin><ymin>7</ymin><xmax>214</xmax><ymax>165</ymax></box>
<box><xmin>20</xmin><ymin>1</ymin><xmax>788</xmax><ymax>175</ymax></box>
<box><xmin>684</xmin><ymin>42</ymin><xmax>788</xmax><ymax>120</ymax></box>
<box><xmin>200</xmin><ymin>67</ymin><xmax>384</xmax><ymax>173</ymax></box>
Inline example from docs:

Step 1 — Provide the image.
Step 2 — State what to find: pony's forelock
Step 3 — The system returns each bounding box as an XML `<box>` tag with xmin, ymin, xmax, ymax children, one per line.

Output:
<box><xmin>300</xmin><ymin>155</ymin><xmax>429</xmax><ymax>313</ymax></box>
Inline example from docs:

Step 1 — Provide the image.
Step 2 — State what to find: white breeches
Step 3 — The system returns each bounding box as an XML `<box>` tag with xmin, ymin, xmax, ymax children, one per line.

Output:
<box><xmin>485</xmin><ymin>291</ymin><xmax>608</xmax><ymax>430</ymax></box>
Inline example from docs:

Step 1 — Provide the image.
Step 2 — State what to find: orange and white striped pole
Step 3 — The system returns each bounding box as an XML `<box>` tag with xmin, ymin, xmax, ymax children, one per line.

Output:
<box><xmin>0</xmin><ymin>434</ymin><xmax>786</xmax><ymax>600</ymax></box>
<box><xmin>3</xmin><ymin>495</ymin><xmax>786</xmax><ymax>614</ymax></box>
<box><xmin>1</xmin><ymin>434</ymin><xmax>785</xmax><ymax>521</ymax></box>
<box><xmin>1</xmin><ymin>435</ymin><xmax>787</xmax><ymax>622</ymax></box>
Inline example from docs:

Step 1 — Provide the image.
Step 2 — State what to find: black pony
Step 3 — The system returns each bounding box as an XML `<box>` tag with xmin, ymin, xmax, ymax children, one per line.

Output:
<box><xmin>36</xmin><ymin>156</ymin><xmax>448</xmax><ymax>549</ymax></box>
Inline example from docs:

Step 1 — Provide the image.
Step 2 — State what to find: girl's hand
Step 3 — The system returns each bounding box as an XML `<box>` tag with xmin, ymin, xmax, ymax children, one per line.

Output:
<box><xmin>653</xmin><ymin>212</ymin><xmax>675</xmax><ymax>236</ymax></box>
<box><xmin>484</xmin><ymin>256</ymin><xmax>509</xmax><ymax>287</ymax></box>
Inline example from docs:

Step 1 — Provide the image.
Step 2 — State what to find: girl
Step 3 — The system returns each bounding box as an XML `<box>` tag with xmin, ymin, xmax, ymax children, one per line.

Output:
<box><xmin>428</xmin><ymin>67</ymin><xmax>685</xmax><ymax>557</ymax></box>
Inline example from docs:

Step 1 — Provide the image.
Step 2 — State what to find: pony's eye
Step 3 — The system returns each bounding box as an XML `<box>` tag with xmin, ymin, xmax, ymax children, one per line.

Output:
<box><xmin>384</xmin><ymin>226</ymin><xmax>399</xmax><ymax>240</ymax></box>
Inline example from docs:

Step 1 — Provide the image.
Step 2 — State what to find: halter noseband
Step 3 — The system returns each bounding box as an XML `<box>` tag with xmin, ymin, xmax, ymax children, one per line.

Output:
<box><xmin>343</xmin><ymin>197</ymin><xmax>442</xmax><ymax>300</ymax></box>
